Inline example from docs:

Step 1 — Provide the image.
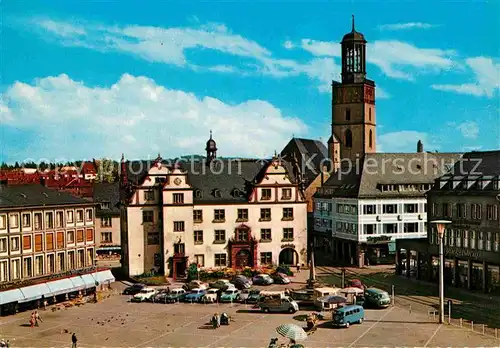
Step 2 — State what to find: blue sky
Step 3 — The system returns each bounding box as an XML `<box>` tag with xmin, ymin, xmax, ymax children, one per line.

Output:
<box><xmin>1</xmin><ymin>0</ymin><xmax>499</xmax><ymax>163</ymax></box>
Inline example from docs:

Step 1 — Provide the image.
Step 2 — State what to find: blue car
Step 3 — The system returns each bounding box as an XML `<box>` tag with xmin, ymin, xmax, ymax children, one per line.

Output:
<box><xmin>183</xmin><ymin>288</ymin><xmax>206</xmax><ymax>303</ymax></box>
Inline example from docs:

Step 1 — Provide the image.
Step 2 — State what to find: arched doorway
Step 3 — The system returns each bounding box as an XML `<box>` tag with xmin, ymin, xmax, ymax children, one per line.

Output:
<box><xmin>279</xmin><ymin>248</ymin><xmax>299</xmax><ymax>266</ymax></box>
<box><xmin>236</xmin><ymin>249</ymin><xmax>251</xmax><ymax>268</ymax></box>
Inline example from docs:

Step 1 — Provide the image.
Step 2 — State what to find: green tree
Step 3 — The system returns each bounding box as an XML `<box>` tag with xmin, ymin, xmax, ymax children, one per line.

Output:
<box><xmin>14</xmin><ymin>162</ymin><xmax>20</xmax><ymax>169</ymax></box>
<box><xmin>94</xmin><ymin>158</ymin><xmax>118</xmax><ymax>183</ymax></box>
<box><xmin>187</xmin><ymin>263</ymin><xmax>199</xmax><ymax>281</ymax></box>
<box><xmin>0</xmin><ymin>162</ymin><xmax>9</xmax><ymax>170</ymax></box>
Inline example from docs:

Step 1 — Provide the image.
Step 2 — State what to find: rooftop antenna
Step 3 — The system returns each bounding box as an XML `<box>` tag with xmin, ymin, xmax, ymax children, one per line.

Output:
<box><xmin>352</xmin><ymin>14</ymin><xmax>355</xmax><ymax>31</ymax></box>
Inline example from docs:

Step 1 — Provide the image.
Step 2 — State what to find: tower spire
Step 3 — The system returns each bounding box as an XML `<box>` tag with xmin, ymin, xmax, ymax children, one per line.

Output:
<box><xmin>352</xmin><ymin>14</ymin><xmax>355</xmax><ymax>32</ymax></box>
<box><xmin>209</xmin><ymin>129</ymin><xmax>212</xmax><ymax>139</ymax></box>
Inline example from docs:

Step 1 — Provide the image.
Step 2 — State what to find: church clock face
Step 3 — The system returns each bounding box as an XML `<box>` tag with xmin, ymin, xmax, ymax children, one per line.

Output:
<box><xmin>174</xmin><ymin>178</ymin><xmax>181</xmax><ymax>185</ymax></box>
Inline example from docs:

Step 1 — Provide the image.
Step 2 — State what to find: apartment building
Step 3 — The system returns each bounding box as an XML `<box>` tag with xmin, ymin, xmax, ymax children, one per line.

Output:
<box><xmin>93</xmin><ymin>183</ymin><xmax>121</xmax><ymax>267</ymax></box>
<box><xmin>397</xmin><ymin>151</ymin><xmax>500</xmax><ymax>293</ymax></box>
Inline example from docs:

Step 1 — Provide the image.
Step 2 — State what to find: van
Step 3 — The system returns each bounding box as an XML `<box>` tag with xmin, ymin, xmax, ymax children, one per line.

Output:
<box><xmin>364</xmin><ymin>288</ymin><xmax>391</xmax><ymax>308</ymax></box>
<box><xmin>332</xmin><ymin>305</ymin><xmax>364</xmax><ymax>328</ymax></box>
<box><xmin>258</xmin><ymin>296</ymin><xmax>299</xmax><ymax>313</ymax></box>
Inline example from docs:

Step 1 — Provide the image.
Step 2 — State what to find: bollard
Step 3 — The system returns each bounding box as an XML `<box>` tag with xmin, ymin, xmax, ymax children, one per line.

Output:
<box><xmin>482</xmin><ymin>324</ymin><xmax>485</xmax><ymax>335</ymax></box>
<box><xmin>391</xmin><ymin>285</ymin><xmax>395</xmax><ymax>306</ymax></box>
<box><xmin>471</xmin><ymin>321</ymin><xmax>474</xmax><ymax>331</ymax></box>
<box><xmin>433</xmin><ymin>311</ymin><xmax>436</xmax><ymax>321</ymax></box>
<box><xmin>409</xmin><ymin>305</ymin><xmax>412</xmax><ymax>313</ymax></box>
<box><xmin>460</xmin><ymin>318</ymin><xmax>463</xmax><ymax>327</ymax></box>
<box><xmin>495</xmin><ymin>328</ymin><xmax>497</xmax><ymax>339</ymax></box>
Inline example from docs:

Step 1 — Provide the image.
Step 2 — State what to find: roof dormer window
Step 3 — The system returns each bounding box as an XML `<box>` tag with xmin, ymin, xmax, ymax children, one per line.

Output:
<box><xmin>100</xmin><ymin>202</ymin><xmax>110</xmax><ymax>210</ymax></box>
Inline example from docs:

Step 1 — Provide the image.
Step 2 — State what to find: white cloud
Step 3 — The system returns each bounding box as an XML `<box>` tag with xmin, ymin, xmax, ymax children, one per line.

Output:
<box><xmin>283</xmin><ymin>40</ymin><xmax>294</xmax><ymax>49</ymax></box>
<box><xmin>377</xmin><ymin>131</ymin><xmax>434</xmax><ymax>153</ymax></box>
<box><xmin>378</xmin><ymin>22</ymin><xmax>439</xmax><ymax>31</ymax></box>
<box><xmin>456</xmin><ymin>121</ymin><xmax>479</xmax><ymax>139</ymax></box>
<box><xmin>296</xmin><ymin>38</ymin><xmax>456</xmax><ymax>81</ymax></box>
<box><xmin>431</xmin><ymin>57</ymin><xmax>500</xmax><ymax>97</ymax></box>
<box><xmin>0</xmin><ymin>74</ymin><xmax>307</xmax><ymax>160</ymax></box>
<box><xmin>27</xmin><ymin>17</ymin><xmax>341</xmax><ymax>94</ymax></box>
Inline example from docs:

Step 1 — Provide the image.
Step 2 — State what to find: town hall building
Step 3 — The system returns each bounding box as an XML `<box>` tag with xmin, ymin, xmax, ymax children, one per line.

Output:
<box><xmin>119</xmin><ymin>134</ymin><xmax>308</xmax><ymax>278</ymax></box>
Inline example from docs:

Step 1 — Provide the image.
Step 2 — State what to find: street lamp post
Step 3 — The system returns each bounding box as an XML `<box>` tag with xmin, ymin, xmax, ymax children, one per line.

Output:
<box><xmin>431</xmin><ymin>220</ymin><xmax>451</xmax><ymax>324</ymax></box>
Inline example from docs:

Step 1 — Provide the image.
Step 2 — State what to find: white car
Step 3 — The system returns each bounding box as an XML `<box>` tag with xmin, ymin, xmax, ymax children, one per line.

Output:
<box><xmin>202</xmin><ymin>288</ymin><xmax>220</xmax><ymax>303</ymax></box>
<box><xmin>131</xmin><ymin>287</ymin><xmax>157</xmax><ymax>302</ymax></box>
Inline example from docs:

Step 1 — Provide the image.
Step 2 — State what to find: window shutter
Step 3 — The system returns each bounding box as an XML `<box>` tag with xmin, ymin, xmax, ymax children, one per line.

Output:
<box><xmin>46</xmin><ymin>234</ymin><xmax>54</xmax><ymax>250</ymax></box>
<box><xmin>57</xmin><ymin>232</ymin><xmax>64</xmax><ymax>249</ymax></box>
<box><xmin>86</xmin><ymin>229</ymin><xmax>93</xmax><ymax>242</ymax></box>
<box><xmin>23</xmin><ymin>235</ymin><xmax>31</xmax><ymax>250</ymax></box>
<box><xmin>77</xmin><ymin>230</ymin><xmax>84</xmax><ymax>243</ymax></box>
<box><xmin>35</xmin><ymin>234</ymin><xmax>43</xmax><ymax>252</ymax></box>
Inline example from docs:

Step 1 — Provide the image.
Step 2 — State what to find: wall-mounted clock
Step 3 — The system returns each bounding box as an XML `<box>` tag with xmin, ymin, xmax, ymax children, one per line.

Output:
<box><xmin>174</xmin><ymin>178</ymin><xmax>181</xmax><ymax>185</ymax></box>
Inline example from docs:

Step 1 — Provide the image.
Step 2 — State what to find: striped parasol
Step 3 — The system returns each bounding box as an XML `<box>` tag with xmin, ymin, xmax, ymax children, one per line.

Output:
<box><xmin>276</xmin><ymin>323</ymin><xmax>308</xmax><ymax>341</ymax></box>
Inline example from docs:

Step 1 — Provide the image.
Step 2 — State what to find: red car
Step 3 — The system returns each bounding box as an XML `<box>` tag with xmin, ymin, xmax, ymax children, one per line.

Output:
<box><xmin>348</xmin><ymin>279</ymin><xmax>366</xmax><ymax>290</ymax></box>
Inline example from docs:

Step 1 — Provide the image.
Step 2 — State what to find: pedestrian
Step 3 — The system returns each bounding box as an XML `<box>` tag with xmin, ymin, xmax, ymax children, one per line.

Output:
<box><xmin>71</xmin><ymin>333</ymin><xmax>77</xmax><ymax>348</ymax></box>
<box><xmin>296</xmin><ymin>263</ymin><xmax>300</xmax><ymax>273</ymax></box>
<box><xmin>34</xmin><ymin>310</ymin><xmax>42</xmax><ymax>326</ymax></box>
<box><xmin>29</xmin><ymin>312</ymin><xmax>35</xmax><ymax>328</ymax></box>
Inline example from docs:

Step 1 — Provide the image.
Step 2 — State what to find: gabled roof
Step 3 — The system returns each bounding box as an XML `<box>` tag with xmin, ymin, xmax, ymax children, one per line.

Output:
<box><xmin>0</xmin><ymin>184</ymin><xmax>92</xmax><ymax>209</ymax></box>
<box><xmin>123</xmin><ymin>158</ymin><xmax>297</xmax><ymax>204</ymax></box>
<box><xmin>280</xmin><ymin>137</ymin><xmax>328</xmax><ymax>186</ymax></box>
<box><xmin>93</xmin><ymin>182</ymin><xmax>120</xmax><ymax>215</ymax></box>
<box><xmin>317</xmin><ymin>152</ymin><xmax>462</xmax><ymax>199</ymax></box>
<box><xmin>449</xmin><ymin>151</ymin><xmax>500</xmax><ymax>177</ymax></box>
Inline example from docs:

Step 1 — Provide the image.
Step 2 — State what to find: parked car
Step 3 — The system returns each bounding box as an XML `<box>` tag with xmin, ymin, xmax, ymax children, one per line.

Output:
<box><xmin>164</xmin><ymin>288</ymin><xmax>187</xmax><ymax>303</ymax></box>
<box><xmin>272</xmin><ymin>272</ymin><xmax>291</xmax><ymax>284</ymax></box>
<box><xmin>202</xmin><ymin>288</ymin><xmax>220</xmax><ymax>303</ymax></box>
<box><xmin>252</xmin><ymin>274</ymin><xmax>274</xmax><ymax>285</ymax></box>
<box><xmin>123</xmin><ymin>283</ymin><xmax>145</xmax><ymax>295</ymax></box>
<box><xmin>220</xmin><ymin>288</ymin><xmax>240</xmax><ymax>302</ymax></box>
<box><xmin>183</xmin><ymin>288</ymin><xmax>206</xmax><ymax>303</ymax></box>
<box><xmin>152</xmin><ymin>289</ymin><xmax>169</xmax><ymax>303</ymax></box>
<box><xmin>348</xmin><ymin>279</ymin><xmax>365</xmax><ymax>290</ymax></box>
<box><xmin>238</xmin><ymin>288</ymin><xmax>251</xmax><ymax>303</ymax></box>
<box><xmin>332</xmin><ymin>305</ymin><xmax>364</xmax><ymax>327</ymax></box>
<box><xmin>131</xmin><ymin>288</ymin><xmax>157</xmax><ymax>302</ymax></box>
<box><xmin>258</xmin><ymin>296</ymin><xmax>298</xmax><ymax>313</ymax></box>
<box><xmin>183</xmin><ymin>280</ymin><xmax>208</xmax><ymax>291</ymax></box>
<box><xmin>364</xmin><ymin>288</ymin><xmax>391</xmax><ymax>308</ymax></box>
<box><xmin>209</xmin><ymin>279</ymin><xmax>232</xmax><ymax>290</ymax></box>
<box><xmin>231</xmin><ymin>275</ymin><xmax>252</xmax><ymax>290</ymax></box>
<box><xmin>246</xmin><ymin>289</ymin><xmax>262</xmax><ymax>304</ymax></box>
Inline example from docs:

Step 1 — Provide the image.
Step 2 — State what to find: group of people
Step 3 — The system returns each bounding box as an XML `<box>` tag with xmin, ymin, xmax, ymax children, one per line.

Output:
<box><xmin>0</xmin><ymin>339</ymin><xmax>10</xmax><ymax>347</ymax></box>
<box><xmin>210</xmin><ymin>312</ymin><xmax>229</xmax><ymax>329</ymax></box>
<box><xmin>29</xmin><ymin>310</ymin><xmax>43</xmax><ymax>328</ymax></box>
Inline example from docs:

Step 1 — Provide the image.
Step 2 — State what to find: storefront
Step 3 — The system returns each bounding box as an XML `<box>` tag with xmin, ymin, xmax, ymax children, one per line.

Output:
<box><xmin>396</xmin><ymin>238</ymin><xmax>500</xmax><ymax>294</ymax></box>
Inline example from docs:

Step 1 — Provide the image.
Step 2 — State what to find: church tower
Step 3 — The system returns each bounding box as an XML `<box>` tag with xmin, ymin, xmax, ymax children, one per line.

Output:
<box><xmin>330</xmin><ymin>16</ymin><xmax>376</xmax><ymax>166</ymax></box>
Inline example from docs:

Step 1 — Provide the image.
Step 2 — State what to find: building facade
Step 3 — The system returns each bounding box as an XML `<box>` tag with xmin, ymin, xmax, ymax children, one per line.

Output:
<box><xmin>0</xmin><ymin>184</ymin><xmax>96</xmax><ymax>285</ymax></box>
<box><xmin>396</xmin><ymin>151</ymin><xmax>500</xmax><ymax>293</ymax></box>
<box><xmin>120</xmin><ymin>141</ymin><xmax>309</xmax><ymax>278</ymax></box>
<box><xmin>313</xmin><ymin>150</ymin><xmax>462</xmax><ymax>267</ymax></box>
<box><xmin>93</xmin><ymin>183</ymin><xmax>121</xmax><ymax>267</ymax></box>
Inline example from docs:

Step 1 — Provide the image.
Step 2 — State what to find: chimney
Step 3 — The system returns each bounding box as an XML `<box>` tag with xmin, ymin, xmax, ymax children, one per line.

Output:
<box><xmin>417</xmin><ymin>140</ymin><xmax>424</xmax><ymax>153</ymax></box>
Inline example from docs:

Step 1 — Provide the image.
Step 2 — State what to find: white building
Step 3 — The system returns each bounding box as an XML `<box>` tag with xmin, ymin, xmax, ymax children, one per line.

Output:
<box><xmin>313</xmin><ymin>151</ymin><xmax>462</xmax><ymax>266</ymax></box>
<box><xmin>120</xmin><ymin>136</ymin><xmax>308</xmax><ymax>278</ymax></box>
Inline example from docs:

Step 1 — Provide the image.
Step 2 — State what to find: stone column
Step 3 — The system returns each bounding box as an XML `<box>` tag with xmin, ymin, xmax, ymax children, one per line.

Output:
<box><xmin>415</xmin><ymin>252</ymin><xmax>421</xmax><ymax>280</ymax></box>
<box><xmin>467</xmin><ymin>259</ymin><xmax>472</xmax><ymax>290</ymax></box>
<box><xmin>453</xmin><ymin>258</ymin><xmax>459</xmax><ymax>287</ymax></box>
<box><xmin>483</xmin><ymin>261</ymin><xmax>488</xmax><ymax>293</ymax></box>
<box><xmin>395</xmin><ymin>248</ymin><xmax>402</xmax><ymax>275</ymax></box>
<box><xmin>357</xmin><ymin>244</ymin><xmax>365</xmax><ymax>268</ymax></box>
<box><xmin>406</xmin><ymin>249</ymin><xmax>411</xmax><ymax>278</ymax></box>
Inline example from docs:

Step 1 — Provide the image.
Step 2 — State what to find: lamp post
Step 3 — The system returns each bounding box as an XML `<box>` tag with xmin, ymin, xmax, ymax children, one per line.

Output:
<box><xmin>431</xmin><ymin>220</ymin><xmax>451</xmax><ymax>324</ymax></box>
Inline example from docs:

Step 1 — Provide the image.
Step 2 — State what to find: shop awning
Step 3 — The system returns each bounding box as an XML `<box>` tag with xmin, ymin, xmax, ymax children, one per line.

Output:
<box><xmin>46</xmin><ymin>278</ymin><xmax>76</xmax><ymax>296</ymax></box>
<box><xmin>70</xmin><ymin>276</ymin><xmax>86</xmax><ymax>291</ymax></box>
<box><xmin>94</xmin><ymin>270</ymin><xmax>115</xmax><ymax>285</ymax></box>
<box><xmin>0</xmin><ymin>288</ymin><xmax>25</xmax><ymax>305</ymax></box>
<box><xmin>81</xmin><ymin>274</ymin><xmax>97</xmax><ymax>288</ymax></box>
<box><xmin>19</xmin><ymin>283</ymin><xmax>53</xmax><ymax>303</ymax></box>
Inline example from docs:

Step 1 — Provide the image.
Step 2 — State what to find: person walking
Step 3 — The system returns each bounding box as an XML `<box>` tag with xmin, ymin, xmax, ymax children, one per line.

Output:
<box><xmin>34</xmin><ymin>310</ymin><xmax>42</xmax><ymax>326</ymax></box>
<box><xmin>296</xmin><ymin>263</ymin><xmax>300</xmax><ymax>273</ymax></box>
<box><xmin>29</xmin><ymin>312</ymin><xmax>35</xmax><ymax>328</ymax></box>
<box><xmin>71</xmin><ymin>333</ymin><xmax>77</xmax><ymax>348</ymax></box>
